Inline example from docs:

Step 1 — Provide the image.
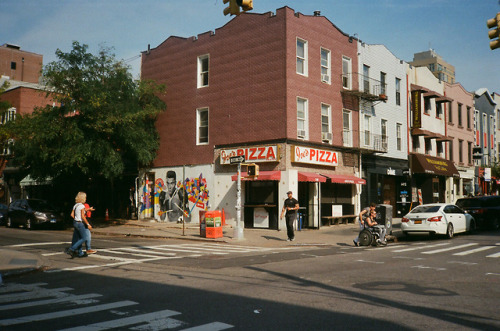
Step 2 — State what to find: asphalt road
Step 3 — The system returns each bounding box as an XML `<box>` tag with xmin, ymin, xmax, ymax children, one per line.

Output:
<box><xmin>1</xmin><ymin>228</ymin><xmax>499</xmax><ymax>330</ymax></box>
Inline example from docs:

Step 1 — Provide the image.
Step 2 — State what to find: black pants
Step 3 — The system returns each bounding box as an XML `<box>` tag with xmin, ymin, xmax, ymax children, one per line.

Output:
<box><xmin>285</xmin><ymin>214</ymin><xmax>296</xmax><ymax>240</ymax></box>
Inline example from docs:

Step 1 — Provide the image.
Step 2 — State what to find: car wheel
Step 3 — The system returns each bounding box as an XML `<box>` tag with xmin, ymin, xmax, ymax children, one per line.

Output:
<box><xmin>446</xmin><ymin>223</ymin><xmax>454</xmax><ymax>239</ymax></box>
<box><xmin>25</xmin><ymin>218</ymin><xmax>32</xmax><ymax>230</ymax></box>
<box><xmin>468</xmin><ymin>219</ymin><xmax>477</xmax><ymax>234</ymax></box>
<box><xmin>6</xmin><ymin>217</ymin><xmax>12</xmax><ymax>228</ymax></box>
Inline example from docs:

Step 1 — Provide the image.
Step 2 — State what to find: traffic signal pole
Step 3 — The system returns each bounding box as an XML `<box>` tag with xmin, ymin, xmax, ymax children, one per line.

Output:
<box><xmin>234</xmin><ymin>162</ymin><xmax>244</xmax><ymax>239</ymax></box>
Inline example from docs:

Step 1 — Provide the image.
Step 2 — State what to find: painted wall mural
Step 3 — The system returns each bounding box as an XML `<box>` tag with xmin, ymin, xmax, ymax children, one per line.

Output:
<box><xmin>154</xmin><ymin>171</ymin><xmax>210</xmax><ymax>222</ymax></box>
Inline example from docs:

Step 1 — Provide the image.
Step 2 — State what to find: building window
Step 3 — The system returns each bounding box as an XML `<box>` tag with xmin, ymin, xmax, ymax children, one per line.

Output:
<box><xmin>468</xmin><ymin>142</ymin><xmax>472</xmax><ymax>164</ymax></box>
<box><xmin>381</xmin><ymin>119</ymin><xmax>388</xmax><ymax>150</ymax></box>
<box><xmin>467</xmin><ymin>107</ymin><xmax>471</xmax><ymax>129</ymax></box>
<box><xmin>437</xmin><ymin>141</ymin><xmax>444</xmax><ymax>158</ymax></box>
<box><xmin>412</xmin><ymin>136</ymin><xmax>420</xmax><ymax>153</ymax></box>
<box><xmin>396</xmin><ymin>123</ymin><xmax>402</xmax><ymax>151</ymax></box>
<box><xmin>197</xmin><ymin>55</ymin><xmax>209</xmax><ymax>88</ymax></box>
<box><xmin>425</xmin><ymin>138</ymin><xmax>432</xmax><ymax>155</ymax></box>
<box><xmin>448</xmin><ymin>102</ymin><xmax>453</xmax><ymax>123</ymax></box>
<box><xmin>395</xmin><ymin>78</ymin><xmax>401</xmax><ymax>106</ymax></box>
<box><xmin>320</xmin><ymin>48</ymin><xmax>331</xmax><ymax>84</ymax></box>
<box><xmin>343</xmin><ymin>110</ymin><xmax>352</xmax><ymax>147</ymax></box>
<box><xmin>436</xmin><ymin>102</ymin><xmax>443</xmax><ymax>118</ymax></box>
<box><xmin>457</xmin><ymin>103</ymin><xmax>463</xmax><ymax>127</ymax></box>
<box><xmin>458</xmin><ymin>140</ymin><xmax>463</xmax><ymax>163</ymax></box>
<box><xmin>1</xmin><ymin>107</ymin><xmax>16</xmax><ymax>124</ymax></box>
<box><xmin>321</xmin><ymin>103</ymin><xmax>331</xmax><ymax>142</ymax></box>
<box><xmin>297</xmin><ymin>98</ymin><xmax>308</xmax><ymax>139</ymax></box>
<box><xmin>342</xmin><ymin>56</ymin><xmax>351</xmax><ymax>89</ymax></box>
<box><xmin>424</xmin><ymin>97</ymin><xmax>431</xmax><ymax>115</ymax></box>
<box><xmin>380</xmin><ymin>72</ymin><xmax>386</xmax><ymax>96</ymax></box>
<box><xmin>363</xmin><ymin>65</ymin><xmax>370</xmax><ymax>93</ymax></box>
<box><xmin>363</xmin><ymin>115</ymin><xmax>371</xmax><ymax>146</ymax></box>
<box><xmin>449</xmin><ymin>141</ymin><xmax>453</xmax><ymax>161</ymax></box>
<box><xmin>196</xmin><ymin>108</ymin><xmax>209</xmax><ymax>145</ymax></box>
<box><xmin>296</xmin><ymin>38</ymin><xmax>308</xmax><ymax>76</ymax></box>
<box><xmin>10</xmin><ymin>62</ymin><xmax>16</xmax><ymax>70</ymax></box>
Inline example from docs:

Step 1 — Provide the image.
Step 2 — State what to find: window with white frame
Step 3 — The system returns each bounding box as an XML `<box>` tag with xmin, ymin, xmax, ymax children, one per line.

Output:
<box><xmin>343</xmin><ymin>109</ymin><xmax>352</xmax><ymax>147</ymax></box>
<box><xmin>296</xmin><ymin>38</ymin><xmax>308</xmax><ymax>76</ymax></box>
<box><xmin>395</xmin><ymin>78</ymin><xmax>401</xmax><ymax>106</ymax></box>
<box><xmin>364</xmin><ymin>114</ymin><xmax>371</xmax><ymax>146</ymax></box>
<box><xmin>197</xmin><ymin>55</ymin><xmax>209</xmax><ymax>88</ymax></box>
<box><xmin>396</xmin><ymin>123</ymin><xmax>402</xmax><ymax>151</ymax></box>
<box><xmin>320</xmin><ymin>48</ymin><xmax>330</xmax><ymax>84</ymax></box>
<box><xmin>380</xmin><ymin>72</ymin><xmax>386</xmax><ymax>95</ymax></box>
<box><xmin>297</xmin><ymin>98</ymin><xmax>308</xmax><ymax>139</ymax></box>
<box><xmin>196</xmin><ymin>108</ymin><xmax>209</xmax><ymax>145</ymax></box>
<box><xmin>1</xmin><ymin>107</ymin><xmax>16</xmax><ymax>124</ymax></box>
<box><xmin>363</xmin><ymin>65</ymin><xmax>370</xmax><ymax>93</ymax></box>
<box><xmin>381</xmin><ymin>119</ymin><xmax>388</xmax><ymax>150</ymax></box>
<box><xmin>342</xmin><ymin>56</ymin><xmax>351</xmax><ymax>89</ymax></box>
<box><xmin>321</xmin><ymin>103</ymin><xmax>331</xmax><ymax>142</ymax></box>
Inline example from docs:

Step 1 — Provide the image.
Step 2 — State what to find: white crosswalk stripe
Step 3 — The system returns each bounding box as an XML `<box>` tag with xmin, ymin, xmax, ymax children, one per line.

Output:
<box><xmin>0</xmin><ymin>282</ymin><xmax>234</xmax><ymax>330</ymax></box>
<box><xmin>386</xmin><ymin>241</ymin><xmax>500</xmax><ymax>258</ymax></box>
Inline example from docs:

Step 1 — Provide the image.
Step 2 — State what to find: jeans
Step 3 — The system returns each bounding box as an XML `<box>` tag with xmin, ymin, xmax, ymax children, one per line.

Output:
<box><xmin>354</xmin><ymin>217</ymin><xmax>365</xmax><ymax>244</ymax></box>
<box><xmin>70</xmin><ymin>221</ymin><xmax>87</xmax><ymax>256</ymax></box>
<box><xmin>373</xmin><ymin>225</ymin><xmax>387</xmax><ymax>242</ymax></box>
<box><xmin>285</xmin><ymin>214</ymin><xmax>296</xmax><ymax>240</ymax></box>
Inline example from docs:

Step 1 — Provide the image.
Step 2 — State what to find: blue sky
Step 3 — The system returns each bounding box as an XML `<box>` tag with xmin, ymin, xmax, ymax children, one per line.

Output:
<box><xmin>2</xmin><ymin>0</ymin><xmax>499</xmax><ymax>93</ymax></box>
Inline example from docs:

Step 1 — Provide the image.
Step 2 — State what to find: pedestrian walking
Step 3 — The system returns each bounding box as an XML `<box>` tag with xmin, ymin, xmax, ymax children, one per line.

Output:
<box><xmin>83</xmin><ymin>203</ymin><xmax>96</xmax><ymax>254</ymax></box>
<box><xmin>65</xmin><ymin>192</ymin><xmax>92</xmax><ymax>258</ymax></box>
<box><xmin>354</xmin><ymin>202</ymin><xmax>376</xmax><ymax>246</ymax></box>
<box><xmin>280</xmin><ymin>191</ymin><xmax>299</xmax><ymax>241</ymax></box>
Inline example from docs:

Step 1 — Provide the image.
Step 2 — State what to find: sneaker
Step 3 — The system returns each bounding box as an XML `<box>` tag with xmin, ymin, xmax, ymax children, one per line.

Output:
<box><xmin>353</xmin><ymin>240</ymin><xmax>359</xmax><ymax>247</ymax></box>
<box><xmin>86</xmin><ymin>250</ymin><xmax>97</xmax><ymax>254</ymax></box>
<box><xmin>286</xmin><ymin>238</ymin><xmax>291</xmax><ymax>241</ymax></box>
<box><xmin>290</xmin><ymin>238</ymin><xmax>295</xmax><ymax>241</ymax></box>
<box><xmin>78</xmin><ymin>252</ymin><xmax>88</xmax><ymax>258</ymax></box>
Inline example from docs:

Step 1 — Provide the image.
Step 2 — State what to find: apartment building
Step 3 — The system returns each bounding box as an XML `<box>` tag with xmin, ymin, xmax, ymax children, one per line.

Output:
<box><xmin>410</xmin><ymin>49</ymin><xmax>455</xmax><ymax>84</ymax></box>
<box><xmin>0</xmin><ymin>44</ymin><xmax>42</xmax><ymax>84</ymax></box>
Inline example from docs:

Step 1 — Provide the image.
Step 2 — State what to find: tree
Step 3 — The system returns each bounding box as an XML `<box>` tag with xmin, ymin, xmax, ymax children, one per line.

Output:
<box><xmin>7</xmin><ymin>41</ymin><xmax>165</xmax><ymax>215</ymax></box>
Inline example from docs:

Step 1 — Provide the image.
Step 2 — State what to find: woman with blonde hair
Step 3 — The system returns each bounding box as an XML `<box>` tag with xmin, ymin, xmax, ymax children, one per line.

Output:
<box><xmin>65</xmin><ymin>192</ymin><xmax>93</xmax><ymax>258</ymax></box>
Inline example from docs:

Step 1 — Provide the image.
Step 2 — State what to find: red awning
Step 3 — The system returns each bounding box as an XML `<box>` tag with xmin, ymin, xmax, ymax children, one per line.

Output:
<box><xmin>322</xmin><ymin>173</ymin><xmax>366</xmax><ymax>185</ymax></box>
<box><xmin>298</xmin><ymin>172</ymin><xmax>326</xmax><ymax>183</ymax></box>
<box><xmin>231</xmin><ymin>171</ymin><xmax>281</xmax><ymax>181</ymax></box>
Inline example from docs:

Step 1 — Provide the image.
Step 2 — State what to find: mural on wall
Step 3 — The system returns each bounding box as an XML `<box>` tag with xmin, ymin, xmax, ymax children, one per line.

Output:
<box><xmin>155</xmin><ymin>171</ymin><xmax>210</xmax><ymax>222</ymax></box>
<box><xmin>139</xmin><ymin>176</ymin><xmax>154</xmax><ymax>218</ymax></box>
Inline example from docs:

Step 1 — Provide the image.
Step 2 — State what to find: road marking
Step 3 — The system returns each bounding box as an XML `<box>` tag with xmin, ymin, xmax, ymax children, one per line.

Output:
<box><xmin>486</xmin><ymin>251</ymin><xmax>500</xmax><ymax>258</ymax></box>
<box><xmin>182</xmin><ymin>322</ymin><xmax>235</xmax><ymax>331</ymax></box>
<box><xmin>0</xmin><ymin>287</ymin><xmax>74</xmax><ymax>303</ymax></box>
<box><xmin>5</xmin><ymin>242</ymin><xmax>70</xmax><ymax>247</ymax></box>
<box><xmin>0</xmin><ymin>293</ymin><xmax>102</xmax><ymax>311</ymax></box>
<box><xmin>411</xmin><ymin>265</ymin><xmax>446</xmax><ymax>271</ymax></box>
<box><xmin>57</xmin><ymin>309</ymin><xmax>183</xmax><ymax>331</ymax></box>
<box><xmin>392</xmin><ymin>256</ymin><xmax>425</xmax><ymax>260</ymax></box>
<box><xmin>0</xmin><ymin>283</ymin><xmax>47</xmax><ymax>293</ymax></box>
<box><xmin>356</xmin><ymin>259</ymin><xmax>384</xmax><ymax>264</ymax></box>
<box><xmin>486</xmin><ymin>272</ymin><xmax>500</xmax><ymax>276</ymax></box>
<box><xmin>0</xmin><ymin>301</ymin><xmax>138</xmax><ymax>326</ymax></box>
<box><xmin>392</xmin><ymin>242</ymin><xmax>450</xmax><ymax>252</ymax></box>
<box><xmin>421</xmin><ymin>243</ymin><xmax>478</xmax><ymax>254</ymax></box>
<box><xmin>447</xmin><ymin>261</ymin><xmax>478</xmax><ymax>265</ymax></box>
<box><xmin>453</xmin><ymin>246</ymin><xmax>497</xmax><ymax>256</ymax></box>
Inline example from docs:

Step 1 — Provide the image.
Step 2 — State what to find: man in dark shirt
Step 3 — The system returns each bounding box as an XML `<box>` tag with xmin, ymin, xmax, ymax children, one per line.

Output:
<box><xmin>280</xmin><ymin>191</ymin><xmax>299</xmax><ymax>241</ymax></box>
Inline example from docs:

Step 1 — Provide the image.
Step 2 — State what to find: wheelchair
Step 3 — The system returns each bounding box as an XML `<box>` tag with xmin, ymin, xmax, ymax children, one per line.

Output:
<box><xmin>358</xmin><ymin>224</ymin><xmax>384</xmax><ymax>247</ymax></box>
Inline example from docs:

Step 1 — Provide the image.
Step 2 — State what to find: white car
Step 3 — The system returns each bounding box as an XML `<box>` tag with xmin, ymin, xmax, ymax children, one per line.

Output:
<box><xmin>401</xmin><ymin>203</ymin><xmax>476</xmax><ymax>238</ymax></box>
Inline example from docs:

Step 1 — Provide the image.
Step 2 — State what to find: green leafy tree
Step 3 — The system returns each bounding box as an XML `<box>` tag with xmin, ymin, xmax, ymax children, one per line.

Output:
<box><xmin>8</xmin><ymin>41</ymin><xmax>165</xmax><ymax>215</ymax></box>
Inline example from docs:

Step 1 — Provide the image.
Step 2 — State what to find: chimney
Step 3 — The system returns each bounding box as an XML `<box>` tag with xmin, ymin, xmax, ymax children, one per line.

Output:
<box><xmin>313</xmin><ymin>11</ymin><xmax>321</xmax><ymax>16</ymax></box>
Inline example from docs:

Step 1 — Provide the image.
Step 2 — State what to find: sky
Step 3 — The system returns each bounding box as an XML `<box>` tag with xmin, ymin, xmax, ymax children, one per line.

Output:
<box><xmin>2</xmin><ymin>0</ymin><xmax>499</xmax><ymax>93</ymax></box>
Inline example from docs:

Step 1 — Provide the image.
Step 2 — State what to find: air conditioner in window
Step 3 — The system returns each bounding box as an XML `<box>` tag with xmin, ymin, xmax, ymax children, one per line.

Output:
<box><xmin>321</xmin><ymin>74</ymin><xmax>330</xmax><ymax>83</ymax></box>
<box><xmin>297</xmin><ymin>130</ymin><xmax>306</xmax><ymax>138</ymax></box>
<box><xmin>322</xmin><ymin>132</ymin><xmax>332</xmax><ymax>142</ymax></box>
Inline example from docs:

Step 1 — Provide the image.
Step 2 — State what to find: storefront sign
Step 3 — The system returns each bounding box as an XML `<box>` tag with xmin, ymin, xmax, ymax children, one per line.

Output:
<box><xmin>220</xmin><ymin>145</ymin><xmax>279</xmax><ymax>164</ymax></box>
<box><xmin>411</xmin><ymin>90</ymin><xmax>422</xmax><ymax>128</ymax></box>
<box><xmin>484</xmin><ymin>167</ymin><xmax>491</xmax><ymax>181</ymax></box>
<box><xmin>292</xmin><ymin>146</ymin><xmax>338</xmax><ymax>167</ymax></box>
<box><xmin>387</xmin><ymin>167</ymin><xmax>396</xmax><ymax>176</ymax></box>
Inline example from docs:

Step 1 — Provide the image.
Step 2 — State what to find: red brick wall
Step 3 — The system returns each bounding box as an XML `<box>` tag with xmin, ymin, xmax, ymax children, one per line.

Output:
<box><xmin>0</xmin><ymin>46</ymin><xmax>43</xmax><ymax>84</ymax></box>
<box><xmin>1</xmin><ymin>87</ymin><xmax>55</xmax><ymax>115</ymax></box>
<box><xmin>142</xmin><ymin>7</ymin><xmax>358</xmax><ymax>168</ymax></box>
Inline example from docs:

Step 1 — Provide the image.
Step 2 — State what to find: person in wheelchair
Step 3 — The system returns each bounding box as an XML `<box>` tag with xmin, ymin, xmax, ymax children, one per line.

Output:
<box><xmin>365</xmin><ymin>210</ymin><xmax>387</xmax><ymax>246</ymax></box>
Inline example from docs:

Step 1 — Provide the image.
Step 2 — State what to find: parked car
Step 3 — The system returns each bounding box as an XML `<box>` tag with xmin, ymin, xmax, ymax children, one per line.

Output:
<box><xmin>401</xmin><ymin>203</ymin><xmax>475</xmax><ymax>238</ymax></box>
<box><xmin>0</xmin><ymin>203</ymin><xmax>8</xmax><ymax>225</ymax></box>
<box><xmin>455</xmin><ymin>196</ymin><xmax>500</xmax><ymax>230</ymax></box>
<box><xmin>6</xmin><ymin>199</ymin><xmax>65</xmax><ymax>230</ymax></box>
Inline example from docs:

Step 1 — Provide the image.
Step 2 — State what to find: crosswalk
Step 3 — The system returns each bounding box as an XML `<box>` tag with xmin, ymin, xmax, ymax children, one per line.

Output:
<box><xmin>362</xmin><ymin>241</ymin><xmax>500</xmax><ymax>258</ymax></box>
<box><xmin>0</xmin><ymin>282</ymin><xmax>233</xmax><ymax>330</ymax></box>
<box><xmin>9</xmin><ymin>242</ymin><xmax>298</xmax><ymax>273</ymax></box>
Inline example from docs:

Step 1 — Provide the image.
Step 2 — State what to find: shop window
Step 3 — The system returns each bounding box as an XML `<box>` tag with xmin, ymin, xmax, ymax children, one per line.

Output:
<box><xmin>245</xmin><ymin>181</ymin><xmax>276</xmax><ymax>204</ymax></box>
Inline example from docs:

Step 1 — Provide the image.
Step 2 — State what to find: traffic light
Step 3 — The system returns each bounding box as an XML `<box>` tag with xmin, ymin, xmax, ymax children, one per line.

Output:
<box><xmin>223</xmin><ymin>0</ymin><xmax>240</xmax><ymax>16</ymax></box>
<box><xmin>487</xmin><ymin>12</ymin><xmax>500</xmax><ymax>50</ymax></box>
<box><xmin>247</xmin><ymin>164</ymin><xmax>259</xmax><ymax>177</ymax></box>
<box><xmin>237</xmin><ymin>0</ymin><xmax>253</xmax><ymax>12</ymax></box>
<box><xmin>472</xmin><ymin>146</ymin><xmax>483</xmax><ymax>160</ymax></box>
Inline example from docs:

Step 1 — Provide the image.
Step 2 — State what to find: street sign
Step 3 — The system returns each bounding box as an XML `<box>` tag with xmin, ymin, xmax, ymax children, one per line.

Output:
<box><xmin>229</xmin><ymin>155</ymin><xmax>245</xmax><ymax>164</ymax></box>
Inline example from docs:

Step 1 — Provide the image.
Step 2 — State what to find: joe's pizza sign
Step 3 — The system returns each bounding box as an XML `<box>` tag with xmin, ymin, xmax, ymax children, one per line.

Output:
<box><xmin>220</xmin><ymin>145</ymin><xmax>279</xmax><ymax>164</ymax></box>
<box><xmin>292</xmin><ymin>146</ymin><xmax>339</xmax><ymax>167</ymax></box>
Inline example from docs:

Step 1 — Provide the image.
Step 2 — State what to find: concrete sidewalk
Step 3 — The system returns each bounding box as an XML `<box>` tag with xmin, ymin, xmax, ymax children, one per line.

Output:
<box><xmin>1</xmin><ymin>218</ymin><xmax>400</xmax><ymax>280</ymax></box>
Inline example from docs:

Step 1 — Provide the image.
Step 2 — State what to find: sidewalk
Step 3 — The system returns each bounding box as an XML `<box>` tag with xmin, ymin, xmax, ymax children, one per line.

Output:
<box><xmin>1</xmin><ymin>218</ymin><xmax>400</xmax><ymax>280</ymax></box>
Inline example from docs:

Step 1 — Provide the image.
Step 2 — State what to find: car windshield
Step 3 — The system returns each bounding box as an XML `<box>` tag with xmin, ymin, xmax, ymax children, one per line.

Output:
<box><xmin>410</xmin><ymin>205</ymin><xmax>441</xmax><ymax>213</ymax></box>
<box><xmin>456</xmin><ymin>199</ymin><xmax>482</xmax><ymax>208</ymax></box>
<box><xmin>28</xmin><ymin>200</ymin><xmax>55</xmax><ymax>211</ymax></box>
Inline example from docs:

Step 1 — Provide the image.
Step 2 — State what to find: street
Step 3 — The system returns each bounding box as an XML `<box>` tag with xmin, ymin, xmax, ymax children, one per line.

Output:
<box><xmin>1</xmin><ymin>228</ymin><xmax>499</xmax><ymax>330</ymax></box>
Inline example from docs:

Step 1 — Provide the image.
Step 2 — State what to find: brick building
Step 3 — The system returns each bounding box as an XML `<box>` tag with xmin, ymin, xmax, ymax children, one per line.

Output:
<box><xmin>0</xmin><ymin>44</ymin><xmax>43</xmax><ymax>84</ymax></box>
<box><xmin>140</xmin><ymin>7</ymin><xmax>366</xmax><ymax>229</ymax></box>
